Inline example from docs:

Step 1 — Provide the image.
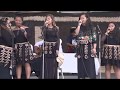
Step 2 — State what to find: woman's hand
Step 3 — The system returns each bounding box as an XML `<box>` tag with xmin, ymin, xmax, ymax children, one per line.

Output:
<box><xmin>84</xmin><ymin>36</ymin><xmax>89</xmax><ymax>40</ymax></box>
<box><xmin>20</xmin><ymin>26</ymin><xmax>28</xmax><ymax>37</ymax></box>
<box><xmin>78</xmin><ymin>20</ymin><xmax>82</xmax><ymax>26</ymax></box>
<box><xmin>56</xmin><ymin>50</ymin><xmax>59</xmax><ymax>56</ymax></box>
<box><xmin>92</xmin><ymin>48</ymin><xmax>97</xmax><ymax>55</ymax></box>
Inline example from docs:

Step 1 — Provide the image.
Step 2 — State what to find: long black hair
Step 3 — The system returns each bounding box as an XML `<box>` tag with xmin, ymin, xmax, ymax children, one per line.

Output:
<box><xmin>108</xmin><ymin>22</ymin><xmax>120</xmax><ymax>43</ymax></box>
<box><xmin>0</xmin><ymin>17</ymin><xmax>8</xmax><ymax>26</ymax></box>
<box><xmin>79</xmin><ymin>13</ymin><xmax>95</xmax><ymax>36</ymax></box>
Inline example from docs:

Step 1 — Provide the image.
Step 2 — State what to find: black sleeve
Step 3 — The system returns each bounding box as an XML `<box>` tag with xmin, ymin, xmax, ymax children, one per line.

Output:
<box><xmin>117</xmin><ymin>30</ymin><xmax>120</xmax><ymax>45</ymax></box>
<box><xmin>56</xmin><ymin>27</ymin><xmax>60</xmax><ymax>51</ymax></box>
<box><xmin>25</xmin><ymin>28</ymin><xmax>32</xmax><ymax>42</ymax></box>
<box><xmin>91</xmin><ymin>26</ymin><xmax>97</xmax><ymax>44</ymax></box>
<box><xmin>2</xmin><ymin>30</ymin><xmax>13</xmax><ymax>47</ymax></box>
<box><xmin>101</xmin><ymin>34</ymin><xmax>107</xmax><ymax>44</ymax></box>
<box><xmin>67</xmin><ymin>35</ymin><xmax>71</xmax><ymax>44</ymax></box>
<box><xmin>41</xmin><ymin>26</ymin><xmax>47</xmax><ymax>40</ymax></box>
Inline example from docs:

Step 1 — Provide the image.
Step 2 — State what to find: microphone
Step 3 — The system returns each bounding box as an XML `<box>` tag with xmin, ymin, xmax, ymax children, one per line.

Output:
<box><xmin>107</xmin><ymin>27</ymin><xmax>112</xmax><ymax>32</ymax></box>
<box><xmin>78</xmin><ymin>20</ymin><xmax>82</xmax><ymax>26</ymax></box>
<box><xmin>107</xmin><ymin>28</ymin><xmax>111</xmax><ymax>31</ymax></box>
<box><xmin>44</xmin><ymin>21</ymin><xmax>48</xmax><ymax>27</ymax></box>
<box><xmin>105</xmin><ymin>28</ymin><xmax>111</xmax><ymax>35</ymax></box>
<box><xmin>96</xmin><ymin>24</ymin><xmax>101</xmax><ymax>34</ymax></box>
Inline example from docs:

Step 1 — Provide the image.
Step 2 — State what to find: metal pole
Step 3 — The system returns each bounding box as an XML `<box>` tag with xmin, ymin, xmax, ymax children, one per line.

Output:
<box><xmin>42</xmin><ymin>40</ymin><xmax>44</xmax><ymax>79</ymax></box>
<box><xmin>98</xmin><ymin>34</ymin><xmax>102</xmax><ymax>79</ymax></box>
<box><xmin>97</xmin><ymin>24</ymin><xmax>102</xmax><ymax>79</ymax></box>
<box><xmin>10</xmin><ymin>30</ymin><xmax>15</xmax><ymax>79</ymax></box>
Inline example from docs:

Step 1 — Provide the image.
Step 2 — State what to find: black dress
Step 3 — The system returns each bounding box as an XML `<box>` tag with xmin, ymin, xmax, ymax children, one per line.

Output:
<box><xmin>42</xmin><ymin>26</ymin><xmax>60</xmax><ymax>79</ymax></box>
<box><xmin>0</xmin><ymin>25</ymin><xmax>14</xmax><ymax>79</ymax></box>
<box><xmin>12</xmin><ymin>27</ymin><xmax>34</xmax><ymax>79</ymax></box>
<box><xmin>13</xmin><ymin>27</ymin><xmax>34</xmax><ymax>65</ymax></box>
<box><xmin>101</xmin><ymin>29</ymin><xmax>120</xmax><ymax>67</ymax></box>
<box><xmin>76</xmin><ymin>24</ymin><xmax>97</xmax><ymax>79</ymax></box>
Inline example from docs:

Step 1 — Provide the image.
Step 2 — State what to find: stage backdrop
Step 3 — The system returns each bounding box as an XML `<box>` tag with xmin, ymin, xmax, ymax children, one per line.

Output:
<box><xmin>0</xmin><ymin>11</ymin><xmax>120</xmax><ymax>53</ymax></box>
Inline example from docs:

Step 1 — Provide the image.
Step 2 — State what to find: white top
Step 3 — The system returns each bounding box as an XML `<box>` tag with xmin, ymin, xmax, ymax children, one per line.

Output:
<box><xmin>34</xmin><ymin>40</ymin><xmax>44</xmax><ymax>47</ymax></box>
<box><xmin>59</xmin><ymin>39</ymin><xmax>63</xmax><ymax>53</ymax></box>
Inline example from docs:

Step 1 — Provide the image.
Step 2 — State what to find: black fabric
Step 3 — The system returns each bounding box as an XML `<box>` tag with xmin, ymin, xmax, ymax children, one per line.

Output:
<box><xmin>31</xmin><ymin>57</ymin><xmax>43</xmax><ymax>79</ymax></box>
<box><xmin>15</xmin><ymin>42</ymin><xmax>34</xmax><ymax>65</ymax></box>
<box><xmin>76</xmin><ymin>24</ymin><xmax>96</xmax><ymax>79</ymax></box>
<box><xmin>77</xmin><ymin>43</ymin><xmax>96</xmax><ymax>79</ymax></box>
<box><xmin>0</xmin><ymin>26</ymin><xmax>13</xmax><ymax>47</ymax></box>
<box><xmin>42</xmin><ymin>26</ymin><xmax>60</xmax><ymax>50</ymax></box>
<box><xmin>13</xmin><ymin>29</ymin><xmax>28</xmax><ymax>44</ymax></box>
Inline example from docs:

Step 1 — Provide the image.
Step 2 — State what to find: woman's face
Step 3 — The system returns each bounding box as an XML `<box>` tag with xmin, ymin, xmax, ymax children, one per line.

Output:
<box><xmin>45</xmin><ymin>16</ymin><xmax>52</xmax><ymax>25</ymax></box>
<box><xmin>80</xmin><ymin>14</ymin><xmax>88</xmax><ymax>24</ymax></box>
<box><xmin>108</xmin><ymin>23</ymin><xmax>115</xmax><ymax>31</ymax></box>
<box><xmin>15</xmin><ymin>17</ymin><xmax>23</xmax><ymax>27</ymax></box>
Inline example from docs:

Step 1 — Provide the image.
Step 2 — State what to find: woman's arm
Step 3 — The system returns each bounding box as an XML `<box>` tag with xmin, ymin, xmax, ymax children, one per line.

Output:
<box><xmin>75</xmin><ymin>20</ymin><xmax>82</xmax><ymax>35</ymax></box>
<box><xmin>56</xmin><ymin>27</ymin><xmax>60</xmax><ymax>55</ymax></box>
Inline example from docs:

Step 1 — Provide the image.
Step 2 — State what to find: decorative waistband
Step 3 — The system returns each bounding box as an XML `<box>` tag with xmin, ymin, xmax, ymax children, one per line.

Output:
<box><xmin>103</xmin><ymin>44</ymin><xmax>120</xmax><ymax>47</ymax></box>
<box><xmin>16</xmin><ymin>42</ymin><xmax>29</xmax><ymax>45</ymax></box>
<box><xmin>77</xmin><ymin>40</ymin><xmax>89</xmax><ymax>44</ymax></box>
<box><xmin>44</xmin><ymin>41</ymin><xmax>56</xmax><ymax>44</ymax></box>
<box><xmin>0</xmin><ymin>45</ymin><xmax>13</xmax><ymax>50</ymax></box>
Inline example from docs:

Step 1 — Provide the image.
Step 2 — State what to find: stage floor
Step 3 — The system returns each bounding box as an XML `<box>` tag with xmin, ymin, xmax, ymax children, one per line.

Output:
<box><xmin>30</xmin><ymin>73</ymin><xmax>116</xmax><ymax>79</ymax></box>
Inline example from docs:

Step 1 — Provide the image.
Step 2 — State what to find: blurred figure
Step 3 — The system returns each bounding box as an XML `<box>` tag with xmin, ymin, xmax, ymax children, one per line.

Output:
<box><xmin>67</xmin><ymin>27</ymin><xmax>77</xmax><ymax>53</ymax></box>
<box><xmin>0</xmin><ymin>17</ymin><xmax>14</xmax><ymax>79</ymax></box>
<box><xmin>31</xmin><ymin>40</ymin><xmax>44</xmax><ymax>79</ymax></box>
<box><xmin>101</xmin><ymin>22</ymin><xmax>120</xmax><ymax>79</ymax></box>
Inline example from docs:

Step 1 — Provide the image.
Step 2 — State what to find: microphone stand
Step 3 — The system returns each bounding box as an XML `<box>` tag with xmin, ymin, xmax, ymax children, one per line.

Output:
<box><xmin>42</xmin><ymin>39</ymin><xmax>45</xmax><ymax>79</ymax></box>
<box><xmin>96</xmin><ymin>24</ymin><xmax>102</xmax><ymax>79</ymax></box>
<box><xmin>9</xmin><ymin>26</ymin><xmax>15</xmax><ymax>79</ymax></box>
<box><xmin>41</xmin><ymin>26</ymin><xmax>45</xmax><ymax>79</ymax></box>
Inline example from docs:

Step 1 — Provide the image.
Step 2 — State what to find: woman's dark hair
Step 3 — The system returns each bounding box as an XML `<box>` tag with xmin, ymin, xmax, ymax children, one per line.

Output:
<box><xmin>45</xmin><ymin>14</ymin><xmax>56</xmax><ymax>26</ymax></box>
<box><xmin>79</xmin><ymin>13</ymin><xmax>92</xmax><ymax>26</ymax></box>
<box><xmin>14</xmin><ymin>15</ymin><xmax>23</xmax><ymax>21</ymax></box>
<box><xmin>70</xmin><ymin>27</ymin><xmax>76</xmax><ymax>33</ymax></box>
<box><xmin>109</xmin><ymin>22</ymin><xmax>118</xmax><ymax>31</ymax></box>
<box><xmin>0</xmin><ymin>17</ymin><xmax>8</xmax><ymax>25</ymax></box>
<box><xmin>79</xmin><ymin>13</ymin><xmax>94</xmax><ymax>36</ymax></box>
<box><xmin>108</xmin><ymin>22</ymin><xmax>120</xmax><ymax>38</ymax></box>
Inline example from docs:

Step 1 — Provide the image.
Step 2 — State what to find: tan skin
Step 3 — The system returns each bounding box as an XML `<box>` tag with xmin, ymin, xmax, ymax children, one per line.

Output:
<box><xmin>105</xmin><ymin>23</ymin><xmax>120</xmax><ymax>79</ymax></box>
<box><xmin>15</xmin><ymin>17</ymin><xmax>31</xmax><ymax>79</ymax></box>
<box><xmin>75</xmin><ymin>14</ymin><xmax>97</xmax><ymax>55</ymax></box>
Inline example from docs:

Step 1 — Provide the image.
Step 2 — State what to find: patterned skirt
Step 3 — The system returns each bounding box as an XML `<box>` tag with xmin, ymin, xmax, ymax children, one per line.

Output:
<box><xmin>44</xmin><ymin>41</ymin><xmax>58</xmax><ymax>79</ymax></box>
<box><xmin>15</xmin><ymin>42</ymin><xmax>34</xmax><ymax>65</ymax></box>
<box><xmin>0</xmin><ymin>45</ymin><xmax>14</xmax><ymax>67</ymax></box>
<box><xmin>75</xmin><ymin>42</ymin><xmax>96</xmax><ymax>79</ymax></box>
<box><xmin>101</xmin><ymin>44</ymin><xmax>120</xmax><ymax>67</ymax></box>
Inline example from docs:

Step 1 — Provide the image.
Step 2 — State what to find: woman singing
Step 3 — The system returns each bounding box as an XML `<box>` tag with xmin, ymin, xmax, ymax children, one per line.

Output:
<box><xmin>101</xmin><ymin>22</ymin><xmax>120</xmax><ymax>79</ymax></box>
<box><xmin>42</xmin><ymin>14</ymin><xmax>60</xmax><ymax>79</ymax></box>
<box><xmin>0</xmin><ymin>18</ymin><xmax>14</xmax><ymax>79</ymax></box>
<box><xmin>75</xmin><ymin>13</ymin><xmax>97</xmax><ymax>79</ymax></box>
<box><xmin>13</xmin><ymin>15</ymin><xmax>33</xmax><ymax>79</ymax></box>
